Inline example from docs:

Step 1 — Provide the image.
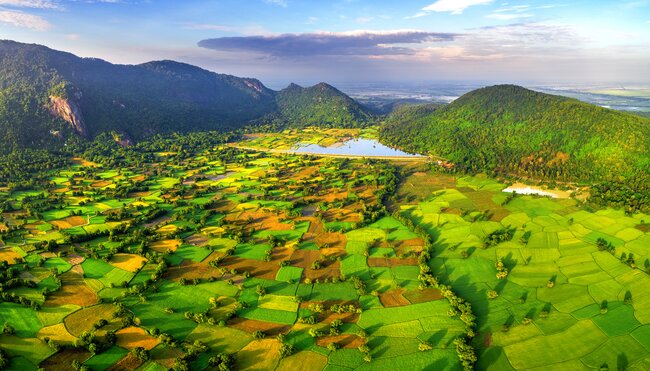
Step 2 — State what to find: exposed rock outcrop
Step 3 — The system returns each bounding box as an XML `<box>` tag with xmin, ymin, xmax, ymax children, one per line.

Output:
<box><xmin>48</xmin><ymin>95</ymin><xmax>88</xmax><ymax>138</ymax></box>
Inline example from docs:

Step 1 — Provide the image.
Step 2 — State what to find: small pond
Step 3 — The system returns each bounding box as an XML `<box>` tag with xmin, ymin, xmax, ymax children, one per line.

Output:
<box><xmin>292</xmin><ymin>138</ymin><xmax>423</xmax><ymax>157</ymax></box>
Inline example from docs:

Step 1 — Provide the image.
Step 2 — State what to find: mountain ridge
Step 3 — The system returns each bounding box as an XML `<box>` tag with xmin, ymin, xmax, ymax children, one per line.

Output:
<box><xmin>0</xmin><ymin>40</ymin><xmax>371</xmax><ymax>152</ymax></box>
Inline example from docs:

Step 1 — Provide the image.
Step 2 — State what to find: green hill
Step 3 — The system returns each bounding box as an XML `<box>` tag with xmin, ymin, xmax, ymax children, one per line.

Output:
<box><xmin>379</xmin><ymin>85</ymin><xmax>650</xmax><ymax>211</ymax></box>
<box><xmin>275</xmin><ymin>83</ymin><xmax>372</xmax><ymax>128</ymax></box>
<box><xmin>0</xmin><ymin>40</ymin><xmax>371</xmax><ymax>152</ymax></box>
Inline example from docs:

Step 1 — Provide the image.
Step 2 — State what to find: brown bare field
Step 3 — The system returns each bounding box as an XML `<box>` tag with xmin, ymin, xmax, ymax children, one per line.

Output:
<box><xmin>129</xmin><ymin>191</ymin><xmax>151</xmax><ymax>198</ymax></box>
<box><xmin>165</xmin><ymin>259</ymin><xmax>222</xmax><ymax>281</ymax></box>
<box><xmin>144</xmin><ymin>216</ymin><xmax>171</xmax><ymax>228</ymax></box>
<box><xmin>258</xmin><ymin>215</ymin><xmax>295</xmax><ymax>232</ymax></box>
<box><xmin>150</xmin><ymin>345</ymin><xmax>184</xmax><ymax>369</ymax></box>
<box><xmin>91</xmin><ymin>180</ymin><xmax>112</xmax><ymax>188</ymax></box>
<box><xmin>110</xmin><ymin>253</ymin><xmax>147</xmax><ymax>272</ymax></box>
<box><xmin>403</xmin><ymin>288</ymin><xmax>443</xmax><ymax>304</ymax></box>
<box><xmin>316</xmin><ymin>334</ymin><xmax>364</xmax><ymax>349</ymax></box>
<box><xmin>229</xmin><ymin>317</ymin><xmax>291</xmax><ymax>336</ymax></box>
<box><xmin>40</xmin><ymin>348</ymin><xmax>91</xmax><ymax>371</ymax></box>
<box><xmin>322</xmin><ymin>191</ymin><xmax>349</xmax><ymax>203</ymax></box>
<box><xmin>67</xmin><ymin>254</ymin><xmax>85</xmax><ymax>266</ymax></box>
<box><xmin>220</xmin><ymin>254</ymin><xmax>282</xmax><ymax>280</ymax></box>
<box><xmin>379</xmin><ymin>288</ymin><xmax>410</xmax><ymax>307</ymax></box>
<box><xmin>311</xmin><ymin>226</ymin><xmax>347</xmax><ymax>251</ymax></box>
<box><xmin>64</xmin><ymin>303</ymin><xmax>116</xmax><ymax>337</ymax></box>
<box><xmin>320</xmin><ymin>310</ymin><xmax>360</xmax><ymax>324</ymax></box>
<box><xmin>290</xmin><ymin>249</ymin><xmax>341</xmax><ymax>280</ymax></box>
<box><xmin>106</xmin><ymin>354</ymin><xmax>144</xmax><ymax>371</ymax></box>
<box><xmin>0</xmin><ymin>248</ymin><xmax>21</xmax><ymax>263</ymax></box>
<box><xmin>45</xmin><ymin>271</ymin><xmax>98</xmax><ymax>307</ymax></box>
<box><xmin>38</xmin><ymin>323</ymin><xmax>77</xmax><ymax>345</ymax></box>
<box><xmin>149</xmin><ymin>239</ymin><xmax>180</xmax><ymax>253</ymax></box>
<box><xmin>115</xmin><ymin>326</ymin><xmax>160</xmax><ymax>350</ymax></box>
<box><xmin>236</xmin><ymin>339</ymin><xmax>282</xmax><ymax>371</ymax></box>
<box><xmin>185</xmin><ymin>234</ymin><xmax>209</xmax><ymax>246</ymax></box>
<box><xmin>50</xmin><ymin>220</ymin><xmax>73</xmax><ymax>229</ymax></box>
<box><xmin>637</xmin><ymin>224</ymin><xmax>650</xmax><ymax>232</ymax></box>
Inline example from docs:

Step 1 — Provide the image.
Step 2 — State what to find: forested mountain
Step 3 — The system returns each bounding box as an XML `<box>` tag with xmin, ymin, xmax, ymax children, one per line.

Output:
<box><xmin>380</xmin><ymin>85</ymin><xmax>650</xmax><ymax>211</ymax></box>
<box><xmin>274</xmin><ymin>83</ymin><xmax>372</xmax><ymax>127</ymax></box>
<box><xmin>0</xmin><ymin>40</ymin><xmax>371</xmax><ymax>152</ymax></box>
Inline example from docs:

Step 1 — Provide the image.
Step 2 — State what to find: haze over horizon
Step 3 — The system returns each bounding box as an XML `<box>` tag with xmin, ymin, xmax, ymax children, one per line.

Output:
<box><xmin>0</xmin><ymin>0</ymin><xmax>649</xmax><ymax>87</ymax></box>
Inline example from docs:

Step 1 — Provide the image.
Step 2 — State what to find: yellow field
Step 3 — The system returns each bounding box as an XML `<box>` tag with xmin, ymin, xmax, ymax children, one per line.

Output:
<box><xmin>149</xmin><ymin>239</ymin><xmax>180</xmax><ymax>252</ymax></box>
<box><xmin>38</xmin><ymin>323</ymin><xmax>77</xmax><ymax>345</ymax></box>
<box><xmin>115</xmin><ymin>326</ymin><xmax>160</xmax><ymax>350</ymax></box>
<box><xmin>64</xmin><ymin>303</ymin><xmax>116</xmax><ymax>337</ymax></box>
<box><xmin>109</xmin><ymin>253</ymin><xmax>147</xmax><ymax>272</ymax></box>
<box><xmin>236</xmin><ymin>339</ymin><xmax>282</xmax><ymax>370</ymax></box>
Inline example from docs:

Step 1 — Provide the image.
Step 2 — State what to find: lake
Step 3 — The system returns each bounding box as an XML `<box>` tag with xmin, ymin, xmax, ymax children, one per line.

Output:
<box><xmin>292</xmin><ymin>138</ymin><xmax>424</xmax><ymax>158</ymax></box>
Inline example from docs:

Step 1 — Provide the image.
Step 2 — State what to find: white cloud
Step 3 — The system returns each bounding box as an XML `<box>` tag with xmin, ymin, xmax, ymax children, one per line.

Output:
<box><xmin>66</xmin><ymin>33</ymin><xmax>80</xmax><ymax>40</ymax></box>
<box><xmin>0</xmin><ymin>0</ymin><xmax>58</xmax><ymax>8</ymax></box>
<box><xmin>264</xmin><ymin>0</ymin><xmax>287</xmax><ymax>7</ymax></box>
<box><xmin>486</xmin><ymin>12</ymin><xmax>533</xmax><ymax>20</ymax></box>
<box><xmin>421</xmin><ymin>0</ymin><xmax>494</xmax><ymax>15</ymax></box>
<box><xmin>0</xmin><ymin>9</ymin><xmax>50</xmax><ymax>30</ymax></box>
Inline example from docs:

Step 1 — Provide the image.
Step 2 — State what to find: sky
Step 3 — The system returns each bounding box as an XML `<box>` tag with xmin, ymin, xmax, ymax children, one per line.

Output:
<box><xmin>0</xmin><ymin>0</ymin><xmax>649</xmax><ymax>87</ymax></box>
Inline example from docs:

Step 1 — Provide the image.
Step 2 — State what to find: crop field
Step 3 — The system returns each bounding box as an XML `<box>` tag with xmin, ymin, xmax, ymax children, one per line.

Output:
<box><xmin>0</xmin><ymin>128</ymin><xmax>647</xmax><ymax>370</ymax></box>
<box><xmin>394</xmin><ymin>170</ymin><xmax>650</xmax><ymax>370</ymax></box>
<box><xmin>0</xmin><ymin>129</ymin><xmax>466</xmax><ymax>370</ymax></box>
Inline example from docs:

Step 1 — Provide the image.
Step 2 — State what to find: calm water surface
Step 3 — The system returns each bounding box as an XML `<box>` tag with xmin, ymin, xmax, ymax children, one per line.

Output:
<box><xmin>292</xmin><ymin>138</ymin><xmax>423</xmax><ymax>157</ymax></box>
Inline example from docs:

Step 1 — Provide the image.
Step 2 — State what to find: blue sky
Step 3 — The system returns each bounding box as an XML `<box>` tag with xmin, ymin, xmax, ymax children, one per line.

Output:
<box><xmin>1</xmin><ymin>0</ymin><xmax>649</xmax><ymax>86</ymax></box>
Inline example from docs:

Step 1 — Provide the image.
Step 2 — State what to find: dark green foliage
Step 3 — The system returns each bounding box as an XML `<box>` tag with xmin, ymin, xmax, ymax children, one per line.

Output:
<box><xmin>0</xmin><ymin>40</ymin><xmax>373</xmax><ymax>153</ymax></box>
<box><xmin>484</xmin><ymin>227</ymin><xmax>516</xmax><ymax>248</ymax></box>
<box><xmin>380</xmin><ymin>85</ymin><xmax>650</xmax><ymax>211</ymax></box>
<box><xmin>274</xmin><ymin>83</ymin><xmax>372</xmax><ymax>128</ymax></box>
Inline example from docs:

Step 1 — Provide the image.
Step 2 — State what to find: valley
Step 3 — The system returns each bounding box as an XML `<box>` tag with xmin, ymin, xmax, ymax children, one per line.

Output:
<box><xmin>0</xmin><ymin>128</ymin><xmax>648</xmax><ymax>370</ymax></box>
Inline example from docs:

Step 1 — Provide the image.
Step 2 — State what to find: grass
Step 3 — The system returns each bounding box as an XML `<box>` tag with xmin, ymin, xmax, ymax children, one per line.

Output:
<box><xmin>276</xmin><ymin>266</ymin><xmax>304</xmax><ymax>283</ymax></box>
<box><xmin>185</xmin><ymin>324</ymin><xmax>252</xmax><ymax>354</ymax></box>
<box><xmin>0</xmin><ymin>303</ymin><xmax>42</xmax><ymax>337</ymax></box>
<box><xmin>83</xmin><ymin>346</ymin><xmax>129</xmax><ymax>371</ymax></box>
<box><xmin>504</xmin><ymin>320</ymin><xmax>608</xmax><ymax>369</ymax></box>
<box><xmin>239</xmin><ymin>307</ymin><xmax>297</xmax><ymax>325</ymax></box>
<box><xmin>81</xmin><ymin>259</ymin><xmax>114</xmax><ymax>278</ymax></box>
<box><xmin>0</xmin><ymin>334</ymin><xmax>55</xmax><ymax>367</ymax></box>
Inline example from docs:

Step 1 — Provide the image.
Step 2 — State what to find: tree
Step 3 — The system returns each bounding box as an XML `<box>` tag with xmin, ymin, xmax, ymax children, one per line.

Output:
<box><xmin>131</xmin><ymin>346</ymin><xmax>150</xmax><ymax>361</ymax></box>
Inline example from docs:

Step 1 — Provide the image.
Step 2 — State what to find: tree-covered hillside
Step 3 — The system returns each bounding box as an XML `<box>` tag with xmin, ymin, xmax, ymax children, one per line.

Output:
<box><xmin>380</xmin><ymin>85</ymin><xmax>650</xmax><ymax>211</ymax></box>
<box><xmin>0</xmin><ymin>40</ymin><xmax>373</xmax><ymax>152</ymax></box>
<box><xmin>0</xmin><ymin>40</ymin><xmax>279</xmax><ymax>153</ymax></box>
<box><xmin>275</xmin><ymin>83</ymin><xmax>372</xmax><ymax>128</ymax></box>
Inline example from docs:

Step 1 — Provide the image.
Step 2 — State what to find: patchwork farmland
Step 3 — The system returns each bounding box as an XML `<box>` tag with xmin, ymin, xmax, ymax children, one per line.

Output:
<box><xmin>0</xmin><ymin>128</ymin><xmax>648</xmax><ymax>370</ymax></box>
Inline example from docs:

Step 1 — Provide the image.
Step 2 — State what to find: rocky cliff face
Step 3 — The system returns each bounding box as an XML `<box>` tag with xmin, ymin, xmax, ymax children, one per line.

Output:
<box><xmin>48</xmin><ymin>95</ymin><xmax>88</xmax><ymax>138</ymax></box>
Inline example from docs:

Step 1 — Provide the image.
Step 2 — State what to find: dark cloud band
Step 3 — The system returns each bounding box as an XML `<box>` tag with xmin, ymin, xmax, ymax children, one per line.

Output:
<box><xmin>198</xmin><ymin>31</ymin><xmax>457</xmax><ymax>57</ymax></box>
